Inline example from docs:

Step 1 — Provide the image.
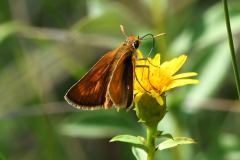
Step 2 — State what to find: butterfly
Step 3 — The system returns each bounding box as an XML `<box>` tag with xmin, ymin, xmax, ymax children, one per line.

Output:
<box><xmin>65</xmin><ymin>25</ymin><xmax>164</xmax><ymax>110</ymax></box>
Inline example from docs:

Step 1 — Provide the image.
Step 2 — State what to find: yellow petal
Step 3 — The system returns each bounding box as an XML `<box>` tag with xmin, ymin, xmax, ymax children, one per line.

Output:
<box><xmin>155</xmin><ymin>96</ymin><xmax>164</xmax><ymax>106</ymax></box>
<box><xmin>165</xmin><ymin>79</ymin><xmax>199</xmax><ymax>91</ymax></box>
<box><xmin>136</xmin><ymin>50</ymin><xmax>143</xmax><ymax>59</ymax></box>
<box><xmin>172</xmin><ymin>72</ymin><xmax>198</xmax><ymax>79</ymax></box>
<box><xmin>150</xmin><ymin>53</ymin><xmax>161</xmax><ymax>67</ymax></box>
<box><xmin>135</xmin><ymin>50</ymin><xmax>150</xmax><ymax>66</ymax></box>
<box><xmin>134</xmin><ymin>89</ymin><xmax>140</xmax><ymax>95</ymax></box>
<box><xmin>161</xmin><ymin>55</ymin><xmax>187</xmax><ymax>76</ymax></box>
<box><xmin>134</xmin><ymin>51</ymin><xmax>199</xmax><ymax>99</ymax></box>
<box><xmin>150</xmin><ymin>90</ymin><xmax>164</xmax><ymax>105</ymax></box>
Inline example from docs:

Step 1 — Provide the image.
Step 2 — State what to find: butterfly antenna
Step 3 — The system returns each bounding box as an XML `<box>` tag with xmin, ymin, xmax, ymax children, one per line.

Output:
<box><xmin>120</xmin><ymin>25</ymin><xmax>128</xmax><ymax>38</ymax></box>
<box><xmin>153</xmin><ymin>33</ymin><xmax>166</xmax><ymax>38</ymax></box>
<box><xmin>140</xmin><ymin>33</ymin><xmax>166</xmax><ymax>40</ymax></box>
<box><xmin>140</xmin><ymin>33</ymin><xmax>155</xmax><ymax>58</ymax></box>
<box><xmin>139</xmin><ymin>32</ymin><xmax>166</xmax><ymax>67</ymax></box>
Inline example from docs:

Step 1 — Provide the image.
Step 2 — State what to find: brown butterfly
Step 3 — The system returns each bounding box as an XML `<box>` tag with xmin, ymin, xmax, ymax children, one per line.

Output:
<box><xmin>64</xmin><ymin>25</ymin><xmax>164</xmax><ymax>110</ymax></box>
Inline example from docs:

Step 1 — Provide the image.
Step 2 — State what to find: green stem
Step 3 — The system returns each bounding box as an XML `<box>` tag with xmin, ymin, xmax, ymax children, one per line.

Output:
<box><xmin>146</xmin><ymin>126</ymin><xmax>157</xmax><ymax>160</ymax></box>
<box><xmin>223</xmin><ymin>0</ymin><xmax>240</xmax><ymax>99</ymax></box>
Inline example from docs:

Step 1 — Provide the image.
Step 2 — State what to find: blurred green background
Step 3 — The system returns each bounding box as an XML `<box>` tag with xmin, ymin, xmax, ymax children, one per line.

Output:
<box><xmin>0</xmin><ymin>0</ymin><xmax>240</xmax><ymax>160</ymax></box>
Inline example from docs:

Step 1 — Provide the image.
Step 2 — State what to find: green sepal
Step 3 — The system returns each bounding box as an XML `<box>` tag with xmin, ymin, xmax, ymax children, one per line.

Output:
<box><xmin>135</xmin><ymin>93</ymin><xmax>166</xmax><ymax>128</ymax></box>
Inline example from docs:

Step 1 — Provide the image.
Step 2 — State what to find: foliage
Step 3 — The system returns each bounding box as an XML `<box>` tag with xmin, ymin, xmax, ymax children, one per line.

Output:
<box><xmin>0</xmin><ymin>0</ymin><xmax>240</xmax><ymax>160</ymax></box>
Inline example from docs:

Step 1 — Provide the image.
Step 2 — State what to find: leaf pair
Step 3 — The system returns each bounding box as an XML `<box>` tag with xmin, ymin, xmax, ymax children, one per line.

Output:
<box><xmin>110</xmin><ymin>134</ymin><xmax>195</xmax><ymax>160</ymax></box>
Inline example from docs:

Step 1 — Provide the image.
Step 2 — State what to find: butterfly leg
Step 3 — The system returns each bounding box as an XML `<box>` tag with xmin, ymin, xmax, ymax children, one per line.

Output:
<box><xmin>136</xmin><ymin>58</ymin><xmax>159</xmax><ymax>68</ymax></box>
<box><xmin>135</xmin><ymin>65</ymin><xmax>157</xmax><ymax>92</ymax></box>
<box><xmin>135</xmin><ymin>64</ymin><xmax>149</xmax><ymax>93</ymax></box>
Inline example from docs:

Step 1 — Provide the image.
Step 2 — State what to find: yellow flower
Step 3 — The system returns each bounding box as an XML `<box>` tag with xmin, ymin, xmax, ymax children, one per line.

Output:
<box><xmin>134</xmin><ymin>50</ymin><xmax>199</xmax><ymax>106</ymax></box>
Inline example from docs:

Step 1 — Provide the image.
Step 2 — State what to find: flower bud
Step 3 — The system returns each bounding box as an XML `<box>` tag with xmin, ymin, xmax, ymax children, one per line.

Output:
<box><xmin>135</xmin><ymin>93</ymin><xmax>166</xmax><ymax>128</ymax></box>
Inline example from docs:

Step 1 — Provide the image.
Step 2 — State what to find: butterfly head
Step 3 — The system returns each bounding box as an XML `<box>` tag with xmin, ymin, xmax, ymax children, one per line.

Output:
<box><xmin>120</xmin><ymin>25</ymin><xmax>140</xmax><ymax>50</ymax></box>
<box><xmin>126</xmin><ymin>36</ymin><xmax>141</xmax><ymax>50</ymax></box>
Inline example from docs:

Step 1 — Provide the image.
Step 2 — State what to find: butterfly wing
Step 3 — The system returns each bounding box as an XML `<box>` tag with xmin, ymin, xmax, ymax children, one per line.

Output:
<box><xmin>126</xmin><ymin>58</ymin><xmax>134</xmax><ymax>108</ymax></box>
<box><xmin>65</xmin><ymin>51</ymin><xmax>117</xmax><ymax>109</ymax></box>
<box><xmin>108</xmin><ymin>51</ymin><xmax>134</xmax><ymax>108</ymax></box>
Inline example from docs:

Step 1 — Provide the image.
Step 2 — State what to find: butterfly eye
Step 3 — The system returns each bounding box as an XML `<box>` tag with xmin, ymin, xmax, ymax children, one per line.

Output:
<box><xmin>132</xmin><ymin>40</ymin><xmax>139</xmax><ymax>49</ymax></box>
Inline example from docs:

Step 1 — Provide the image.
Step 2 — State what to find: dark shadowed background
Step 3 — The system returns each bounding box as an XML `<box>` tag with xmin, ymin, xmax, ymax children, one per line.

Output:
<box><xmin>0</xmin><ymin>0</ymin><xmax>240</xmax><ymax>160</ymax></box>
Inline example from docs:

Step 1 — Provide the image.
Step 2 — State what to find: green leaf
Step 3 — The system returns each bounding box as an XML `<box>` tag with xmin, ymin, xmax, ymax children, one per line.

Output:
<box><xmin>110</xmin><ymin>134</ymin><xmax>145</xmax><ymax>146</ymax></box>
<box><xmin>132</xmin><ymin>146</ymin><xmax>147</xmax><ymax>160</ymax></box>
<box><xmin>157</xmin><ymin>137</ymin><xmax>196</xmax><ymax>151</ymax></box>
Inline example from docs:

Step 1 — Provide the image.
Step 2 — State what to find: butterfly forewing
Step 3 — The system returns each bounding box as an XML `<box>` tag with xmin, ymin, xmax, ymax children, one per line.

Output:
<box><xmin>65</xmin><ymin>51</ymin><xmax>117</xmax><ymax>109</ymax></box>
